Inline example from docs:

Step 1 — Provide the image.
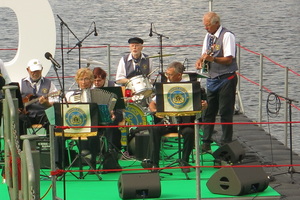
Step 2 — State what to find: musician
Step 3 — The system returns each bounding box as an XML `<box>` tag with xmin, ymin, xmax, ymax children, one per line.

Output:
<box><xmin>19</xmin><ymin>59</ymin><xmax>58</xmax><ymax>136</ymax></box>
<box><xmin>115</xmin><ymin>37</ymin><xmax>153</xmax><ymax>85</ymax></box>
<box><xmin>93</xmin><ymin>67</ymin><xmax>123</xmax><ymax>152</ymax></box>
<box><xmin>195</xmin><ymin>12</ymin><xmax>238</xmax><ymax>152</ymax></box>
<box><xmin>66</xmin><ymin>68</ymin><xmax>117</xmax><ymax>169</ymax></box>
<box><xmin>92</xmin><ymin>67</ymin><xmax>115</xmax><ymax>88</ymax></box>
<box><xmin>147</xmin><ymin>62</ymin><xmax>207</xmax><ymax>169</ymax></box>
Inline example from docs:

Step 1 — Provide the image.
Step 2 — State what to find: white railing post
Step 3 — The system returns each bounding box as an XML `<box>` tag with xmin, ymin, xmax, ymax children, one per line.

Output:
<box><xmin>259</xmin><ymin>54</ymin><xmax>264</xmax><ymax>126</ymax></box>
<box><xmin>106</xmin><ymin>44</ymin><xmax>111</xmax><ymax>79</ymax></box>
<box><xmin>209</xmin><ymin>0</ymin><xmax>213</xmax><ymax>11</ymax></box>
<box><xmin>236</xmin><ymin>43</ymin><xmax>244</xmax><ymax>114</ymax></box>
<box><xmin>284</xmin><ymin>67</ymin><xmax>289</xmax><ymax>146</ymax></box>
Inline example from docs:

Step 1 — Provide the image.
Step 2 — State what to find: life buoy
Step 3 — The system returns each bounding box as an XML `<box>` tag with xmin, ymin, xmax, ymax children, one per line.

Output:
<box><xmin>0</xmin><ymin>0</ymin><xmax>56</xmax><ymax>82</ymax></box>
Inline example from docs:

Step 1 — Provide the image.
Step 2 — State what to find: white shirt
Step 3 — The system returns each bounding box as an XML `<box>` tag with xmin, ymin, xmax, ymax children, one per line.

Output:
<box><xmin>201</xmin><ymin>25</ymin><xmax>236</xmax><ymax>58</ymax></box>
<box><xmin>0</xmin><ymin>59</ymin><xmax>11</xmax><ymax>84</ymax></box>
<box><xmin>116</xmin><ymin>53</ymin><xmax>153</xmax><ymax>81</ymax></box>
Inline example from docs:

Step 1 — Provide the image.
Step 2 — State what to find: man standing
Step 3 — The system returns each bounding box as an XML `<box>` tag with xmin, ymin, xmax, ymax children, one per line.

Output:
<box><xmin>116</xmin><ymin>37</ymin><xmax>153</xmax><ymax>85</ymax></box>
<box><xmin>195</xmin><ymin>12</ymin><xmax>238</xmax><ymax>152</ymax></box>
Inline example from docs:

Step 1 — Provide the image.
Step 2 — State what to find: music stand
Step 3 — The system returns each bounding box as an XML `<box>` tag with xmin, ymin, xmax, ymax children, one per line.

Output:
<box><xmin>49</xmin><ymin>103</ymin><xmax>102</xmax><ymax>180</ymax></box>
<box><xmin>155</xmin><ymin>81</ymin><xmax>202</xmax><ymax>179</ymax></box>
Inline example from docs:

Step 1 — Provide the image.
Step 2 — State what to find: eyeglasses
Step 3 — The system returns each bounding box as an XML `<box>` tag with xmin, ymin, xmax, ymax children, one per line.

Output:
<box><xmin>165</xmin><ymin>72</ymin><xmax>177</xmax><ymax>77</ymax></box>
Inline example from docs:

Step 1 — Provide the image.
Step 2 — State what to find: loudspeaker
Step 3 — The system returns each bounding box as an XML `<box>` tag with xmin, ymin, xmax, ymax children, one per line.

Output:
<box><xmin>40</xmin><ymin>151</ymin><xmax>51</xmax><ymax>169</ymax></box>
<box><xmin>118</xmin><ymin>173</ymin><xmax>161</xmax><ymax>199</ymax></box>
<box><xmin>207</xmin><ymin>164</ymin><xmax>269</xmax><ymax>196</ymax></box>
<box><xmin>212</xmin><ymin>140</ymin><xmax>245</xmax><ymax>164</ymax></box>
<box><xmin>128</xmin><ymin>131</ymin><xmax>150</xmax><ymax>160</ymax></box>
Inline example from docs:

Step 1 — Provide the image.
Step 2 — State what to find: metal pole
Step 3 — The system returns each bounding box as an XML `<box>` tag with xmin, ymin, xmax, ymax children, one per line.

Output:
<box><xmin>50</xmin><ymin>125</ymin><xmax>58</xmax><ymax>199</ymax></box>
<box><xmin>284</xmin><ymin>67</ymin><xmax>289</xmax><ymax>146</ymax></box>
<box><xmin>209</xmin><ymin>0</ymin><xmax>213</xmax><ymax>11</ymax></box>
<box><xmin>195</xmin><ymin>118</ymin><xmax>201</xmax><ymax>200</ymax></box>
<box><xmin>106</xmin><ymin>44</ymin><xmax>111</xmax><ymax>79</ymax></box>
<box><xmin>236</xmin><ymin>43</ymin><xmax>244</xmax><ymax>114</ymax></box>
<box><xmin>258</xmin><ymin>54</ymin><xmax>263</xmax><ymax>126</ymax></box>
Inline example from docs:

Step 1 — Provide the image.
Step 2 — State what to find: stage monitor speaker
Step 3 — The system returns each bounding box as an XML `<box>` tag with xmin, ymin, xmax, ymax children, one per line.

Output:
<box><xmin>128</xmin><ymin>131</ymin><xmax>150</xmax><ymax>161</ymax></box>
<box><xmin>118</xmin><ymin>173</ymin><xmax>161</xmax><ymax>199</ymax></box>
<box><xmin>212</xmin><ymin>140</ymin><xmax>245</xmax><ymax>164</ymax></box>
<box><xmin>207</xmin><ymin>163</ymin><xmax>269</xmax><ymax>196</ymax></box>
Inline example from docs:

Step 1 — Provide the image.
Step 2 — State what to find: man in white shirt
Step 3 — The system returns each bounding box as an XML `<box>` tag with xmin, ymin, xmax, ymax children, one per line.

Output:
<box><xmin>116</xmin><ymin>37</ymin><xmax>153</xmax><ymax>85</ymax></box>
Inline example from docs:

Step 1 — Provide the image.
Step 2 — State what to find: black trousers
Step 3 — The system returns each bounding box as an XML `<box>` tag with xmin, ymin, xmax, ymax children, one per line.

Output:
<box><xmin>202</xmin><ymin>74</ymin><xmax>238</xmax><ymax>144</ymax></box>
<box><xmin>147</xmin><ymin>121</ymin><xmax>194</xmax><ymax>165</ymax></box>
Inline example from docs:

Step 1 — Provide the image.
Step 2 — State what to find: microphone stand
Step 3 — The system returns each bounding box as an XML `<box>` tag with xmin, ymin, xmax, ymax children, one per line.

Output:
<box><xmin>152</xmin><ymin>31</ymin><xmax>169</xmax><ymax>74</ymax></box>
<box><xmin>67</xmin><ymin>29</ymin><xmax>96</xmax><ymax>69</ymax></box>
<box><xmin>57</xmin><ymin>15</ymin><xmax>96</xmax><ymax>69</ymax></box>
<box><xmin>271</xmin><ymin>93</ymin><xmax>299</xmax><ymax>183</ymax></box>
<box><xmin>50</xmin><ymin>60</ymin><xmax>69</xmax><ymax>199</ymax></box>
<box><xmin>55</xmin><ymin>15</ymin><xmax>68</xmax><ymax>199</ymax></box>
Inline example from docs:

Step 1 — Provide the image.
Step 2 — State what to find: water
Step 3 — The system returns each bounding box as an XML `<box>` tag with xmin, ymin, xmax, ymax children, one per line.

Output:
<box><xmin>1</xmin><ymin>0</ymin><xmax>300</xmax><ymax>153</ymax></box>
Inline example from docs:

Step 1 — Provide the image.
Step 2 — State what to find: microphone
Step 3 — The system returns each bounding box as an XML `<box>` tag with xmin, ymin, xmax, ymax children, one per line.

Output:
<box><xmin>149</xmin><ymin>23</ymin><xmax>153</xmax><ymax>37</ymax></box>
<box><xmin>94</xmin><ymin>22</ymin><xmax>98</xmax><ymax>36</ymax></box>
<box><xmin>45</xmin><ymin>52</ymin><xmax>61</xmax><ymax>68</ymax></box>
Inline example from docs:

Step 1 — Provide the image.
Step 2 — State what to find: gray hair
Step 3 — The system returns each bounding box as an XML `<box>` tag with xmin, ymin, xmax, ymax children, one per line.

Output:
<box><xmin>167</xmin><ymin>61</ymin><xmax>185</xmax><ymax>74</ymax></box>
<box><xmin>204</xmin><ymin>12</ymin><xmax>221</xmax><ymax>25</ymax></box>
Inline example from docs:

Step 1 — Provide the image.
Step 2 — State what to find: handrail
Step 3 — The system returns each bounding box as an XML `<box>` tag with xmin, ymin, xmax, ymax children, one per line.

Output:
<box><xmin>21</xmin><ymin>138</ymin><xmax>36</xmax><ymax>200</ymax></box>
<box><xmin>3</xmin><ymin>85</ymin><xmax>20</xmax><ymax>200</ymax></box>
<box><xmin>3</xmin><ymin>86</ymin><xmax>40</xmax><ymax>200</ymax></box>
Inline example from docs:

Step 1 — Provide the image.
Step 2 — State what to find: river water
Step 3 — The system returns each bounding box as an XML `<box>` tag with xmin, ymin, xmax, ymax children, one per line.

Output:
<box><xmin>1</xmin><ymin>0</ymin><xmax>300</xmax><ymax>153</ymax></box>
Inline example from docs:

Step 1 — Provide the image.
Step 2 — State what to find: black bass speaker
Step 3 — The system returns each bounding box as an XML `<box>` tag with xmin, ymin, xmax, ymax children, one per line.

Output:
<box><xmin>207</xmin><ymin>163</ymin><xmax>269</xmax><ymax>196</ymax></box>
<box><xmin>128</xmin><ymin>131</ymin><xmax>150</xmax><ymax>160</ymax></box>
<box><xmin>118</xmin><ymin>173</ymin><xmax>161</xmax><ymax>199</ymax></box>
<box><xmin>212</xmin><ymin>140</ymin><xmax>245</xmax><ymax>164</ymax></box>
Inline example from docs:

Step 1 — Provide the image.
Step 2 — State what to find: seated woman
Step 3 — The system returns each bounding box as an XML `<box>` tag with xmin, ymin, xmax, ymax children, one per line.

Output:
<box><xmin>65</xmin><ymin>68</ymin><xmax>120</xmax><ymax>170</ymax></box>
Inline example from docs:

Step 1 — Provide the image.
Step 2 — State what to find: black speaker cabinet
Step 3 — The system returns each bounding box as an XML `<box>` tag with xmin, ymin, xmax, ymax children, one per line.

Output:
<box><xmin>212</xmin><ymin>140</ymin><xmax>245</xmax><ymax>164</ymax></box>
<box><xmin>118</xmin><ymin>173</ymin><xmax>161</xmax><ymax>199</ymax></box>
<box><xmin>207</xmin><ymin>164</ymin><xmax>269</xmax><ymax>196</ymax></box>
<box><xmin>128</xmin><ymin>131</ymin><xmax>150</xmax><ymax>160</ymax></box>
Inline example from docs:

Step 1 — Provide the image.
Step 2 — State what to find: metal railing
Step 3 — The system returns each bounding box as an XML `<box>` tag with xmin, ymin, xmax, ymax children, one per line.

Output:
<box><xmin>3</xmin><ymin>85</ymin><xmax>40</xmax><ymax>200</ymax></box>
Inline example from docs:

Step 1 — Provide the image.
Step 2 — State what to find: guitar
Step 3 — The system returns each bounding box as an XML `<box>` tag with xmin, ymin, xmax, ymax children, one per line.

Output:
<box><xmin>201</xmin><ymin>46</ymin><xmax>214</xmax><ymax>74</ymax></box>
<box><xmin>23</xmin><ymin>90</ymin><xmax>61</xmax><ymax>108</ymax></box>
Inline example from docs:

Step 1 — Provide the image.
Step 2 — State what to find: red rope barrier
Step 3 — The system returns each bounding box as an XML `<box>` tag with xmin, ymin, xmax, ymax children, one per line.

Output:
<box><xmin>55</xmin><ymin>120</ymin><xmax>300</xmax><ymax>130</ymax></box>
<box><xmin>50</xmin><ymin>163</ymin><xmax>300</xmax><ymax>177</ymax></box>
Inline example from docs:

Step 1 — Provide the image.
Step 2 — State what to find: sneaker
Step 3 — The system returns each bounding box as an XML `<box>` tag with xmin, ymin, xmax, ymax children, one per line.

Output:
<box><xmin>201</xmin><ymin>143</ymin><xmax>211</xmax><ymax>153</ymax></box>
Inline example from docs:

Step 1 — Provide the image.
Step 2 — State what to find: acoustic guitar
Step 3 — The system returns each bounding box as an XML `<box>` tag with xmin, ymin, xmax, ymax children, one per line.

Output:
<box><xmin>201</xmin><ymin>46</ymin><xmax>215</xmax><ymax>74</ymax></box>
<box><xmin>23</xmin><ymin>90</ymin><xmax>61</xmax><ymax>108</ymax></box>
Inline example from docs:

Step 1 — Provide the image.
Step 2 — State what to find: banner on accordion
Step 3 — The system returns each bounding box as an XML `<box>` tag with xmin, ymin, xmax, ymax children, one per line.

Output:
<box><xmin>48</xmin><ymin>103</ymin><xmax>99</xmax><ymax>137</ymax></box>
<box><xmin>155</xmin><ymin>82</ymin><xmax>202</xmax><ymax>116</ymax></box>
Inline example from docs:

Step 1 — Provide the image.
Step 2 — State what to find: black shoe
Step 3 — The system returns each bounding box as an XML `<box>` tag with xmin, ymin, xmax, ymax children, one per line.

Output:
<box><xmin>201</xmin><ymin>143</ymin><xmax>212</xmax><ymax>153</ymax></box>
<box><xmin>180</xmin><ymin>162</ymin><xmax>191</xmax><ymax>173</ymax></box>
<box><xmin>141</xmin><ymin>159</ymin><xmax>154</xmax><ymax>169</ymax></box>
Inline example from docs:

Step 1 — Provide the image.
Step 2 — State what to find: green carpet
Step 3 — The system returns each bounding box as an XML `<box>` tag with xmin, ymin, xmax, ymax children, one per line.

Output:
<box><xmin>1</xmin><ymin>140</ymin><xmax>280</xmax><ymax>199</ymax></box>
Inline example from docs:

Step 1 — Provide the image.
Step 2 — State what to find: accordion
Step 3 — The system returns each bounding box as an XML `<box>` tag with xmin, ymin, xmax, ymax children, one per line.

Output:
<box><xmin>69</xmin><ymin>88</ymin><xmax>117</xmax><ymax>124</ymax></box>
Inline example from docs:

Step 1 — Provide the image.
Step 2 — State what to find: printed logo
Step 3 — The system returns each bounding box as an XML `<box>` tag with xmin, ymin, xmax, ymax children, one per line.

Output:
<box><xmin>142</xmin><ymin>64</ymin><xmax>148</xmax><ymax>70</ymax></box>
<box><xmin>42</xmin><ymin>88</ymin><xmax>49</xmax><ymax>94</ymax></box>
<box><xmin>214</xmin><ymin>44</ymin><xmax>221</xmax><ymax>51</ymax></box>
<box><xmin>65</xmin><ymin>107</ymin><xmax>87</xmax><ymax>127</ymax></box>
<box><xmin>167</xmin><ymin>86</ymin><xmax>189</xmax><ymax>109</ymax></box>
